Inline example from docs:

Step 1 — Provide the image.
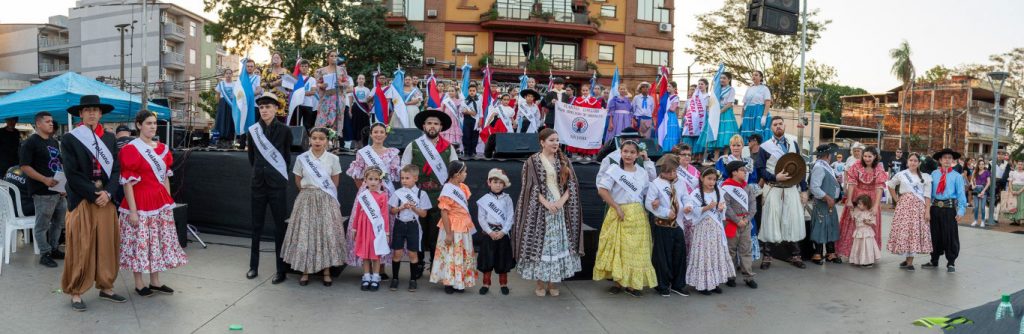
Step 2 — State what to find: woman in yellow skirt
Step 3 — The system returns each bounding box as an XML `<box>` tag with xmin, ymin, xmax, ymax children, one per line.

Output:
<box><xmin>594</xmin><ymin>141</ymin><xmax>658</xmax><ymax>297</ymax></box>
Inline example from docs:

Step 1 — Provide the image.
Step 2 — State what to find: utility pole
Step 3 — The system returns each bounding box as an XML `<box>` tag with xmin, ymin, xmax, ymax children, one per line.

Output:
<box><xmin>139</xmin><ymin>0</ymin><xmax>149</xmax><ymax>112</ymax></box>
<box><xmin>797</xmin><ymin>0</ymin><xmax>808</xmax><ymax>151</ymax></box>
<box><xmin>115</xmin><ymin>23</ymin><xmax>130</xmax><ymax>91</ymax></box>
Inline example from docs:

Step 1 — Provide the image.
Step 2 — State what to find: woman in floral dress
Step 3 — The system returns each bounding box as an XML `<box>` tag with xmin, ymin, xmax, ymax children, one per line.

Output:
<box><xmin>837</xmin><ymin>147</ymin><xmax>887</xmax><ymax>259</ymax></box>
<box><xmin>345</xmin><ymin>123</ymin><xmax>401</xmax><ymax>272</ymax></box>
<box><xmin>884</xmin><ymin>153</ymin><xmax>932</xmax><ymax>270</ymax></box>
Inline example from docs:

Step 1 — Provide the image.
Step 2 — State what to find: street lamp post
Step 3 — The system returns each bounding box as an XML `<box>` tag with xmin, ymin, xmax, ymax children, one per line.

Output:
<box><xmin>686</xmin><ymin>58</ymin><xmax>699</xmax><ymax>90</ymax></box>
<box><xmin>875</xmin><ymin>114</ymin><xmax>885</xmax><ymax>149</ymax></box>
<box><xmin>115</xmin><ymin>23</ymin><xmax>131</xmax><ymax>91</ymax></box>
<box><xmin>986</xmin><ymin>71</ymin><xmax>1009</xmax><ymax>227</ymax></box>
<box><xmin>808</xmin><ymin>86</ymin><xmax>822</xmax><ymax>152</ymax></box>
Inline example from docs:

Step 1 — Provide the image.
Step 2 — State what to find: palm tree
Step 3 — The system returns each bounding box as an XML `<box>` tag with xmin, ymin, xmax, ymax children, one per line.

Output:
<box><xmin>890</xmin><ymin>40</ymin><xmax>915</xmax><ymax>150</ymax></box>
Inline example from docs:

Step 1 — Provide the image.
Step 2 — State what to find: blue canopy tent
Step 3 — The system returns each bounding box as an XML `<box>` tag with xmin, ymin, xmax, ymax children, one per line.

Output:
<box><xmin>0</xmin><ymin>72</ymin><xmax>171</xmax><ymax>124</ymax></box>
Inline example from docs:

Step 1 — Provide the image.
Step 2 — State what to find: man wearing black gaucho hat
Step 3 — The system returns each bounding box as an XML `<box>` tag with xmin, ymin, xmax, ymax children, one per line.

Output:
<box><xmin>401</xmin><ymin>107</ymin><xmax>458</xmax><ymax>274</ymax></box>
<box><xmin>808</xmin><ymin>143</ymin><xmax>842</xmax><ymax>265</ymax></box>
<box><xmin>923</xmin><ymin>148</ymin><xmax>966</xmax><ymax>273</ymax></box>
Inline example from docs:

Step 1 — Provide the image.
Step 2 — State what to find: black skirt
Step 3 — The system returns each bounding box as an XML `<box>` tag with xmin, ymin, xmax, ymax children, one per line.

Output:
<box><xmin>213</xmin><ymin>98</ymin><xmax>235</xmax><ymax>139</ymax></box>
<box><xmin>476</xmin><ymin>234</ymin><xmax>516</xmax><ymax>273</ymax></box>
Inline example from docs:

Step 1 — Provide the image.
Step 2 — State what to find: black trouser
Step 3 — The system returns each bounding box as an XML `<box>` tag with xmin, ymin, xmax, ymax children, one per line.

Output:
<box><xmin>811</xmin><ymin>242</ymin><xmax>835</xmax><ymax>255</ymax></box>
<box><xmin>350</xmin><ymin>110</ymin><xmax>371</xmax><ymax>146</ymax></box>
<box><xmin>929</xmin><ymin>206</ymin><xmax>960</xmax><ymax>267</ymax></box>
<box><xmin>298</xmin><ymin>106</ymin><xmax>316</xmax><ymax>131</ymax></box>
<box><xmin>250</xmin><ymin>186</ymin><xmax>289</xmax><ymax>274</ymax></box>
<box><xmin>462</xmin><ymin>116</ymin><xmax>478</xmax><ymax>156</ymax></box>
<box><xmin>762</xmin><ymin>241</ymin><xmax>802</xmax><ymax>260</ymax></box>
<box><xmin>417</xmin><ymin>207</ymin><xmax>441</xmax><ymax>268</ymax></box>
<box><xmin>651</xmin><ymin>224</ymin><xmax>686</xmax><ymax>293</ymax></box>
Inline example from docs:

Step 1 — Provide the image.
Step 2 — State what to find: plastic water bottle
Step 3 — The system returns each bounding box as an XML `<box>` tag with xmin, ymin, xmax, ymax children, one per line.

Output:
<box><xmin>1019</xmin><ymin>314</ymin><xmax>1024</xmax><ymax>334</ymax></box>
<box><xmin>996</xmin><ymin>294</ymin><xmax>1014</xmax><ymax>320</ymax></box>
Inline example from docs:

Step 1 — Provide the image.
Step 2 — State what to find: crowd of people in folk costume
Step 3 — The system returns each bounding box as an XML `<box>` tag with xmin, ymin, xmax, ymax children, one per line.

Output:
<box><xmin>211</xmin><ymin>53</ymin><xmax>782</xmax><ymax>163</ymax></box>
<box><xmin>16</xmin><ymin>59</ymin><xmax>1024</xmax><ymax>313</ymax></box>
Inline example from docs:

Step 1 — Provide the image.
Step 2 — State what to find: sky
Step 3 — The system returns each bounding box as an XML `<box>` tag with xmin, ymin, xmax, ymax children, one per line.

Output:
<box><xmin>3</xmin><ymin>0</ymin><xmax>1023</xmax><ymax>93</ymax></box>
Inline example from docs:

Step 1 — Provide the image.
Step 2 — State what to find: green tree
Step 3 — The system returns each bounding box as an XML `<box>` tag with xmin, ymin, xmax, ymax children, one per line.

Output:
<box><xmin>920</xmin><ymin>65</ymin><xmax>952</xmax><ymax>84</ymax></box>
<box><xmin>814</xmin><ymin>83</ymin><xmax>868</xmax><ymax>124</ymax></box>
<box><xmin>687</xmin><ymin>0</ymin><xmax>831</xmax><ymax>108</ymax></box>
<box><xmin>889</xmin><ymin>40</ymin><xmax>915</xmax><ymax>145</ymax></box>
<box><xmin>197</xmin><ymin>90</ymin><xmax>219</xmax><ymax>119</ymax></box>
<box><xmin>203</xmin><ymin>0</ymin><xmax>322</xmax><ymax>54</ymax></box>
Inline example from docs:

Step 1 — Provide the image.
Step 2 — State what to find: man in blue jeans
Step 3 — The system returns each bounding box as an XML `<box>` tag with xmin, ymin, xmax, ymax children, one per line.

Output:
<box><xmin>19</xmin><ymin>111</ymin><xmax>67</xmax><ymax>268</ymax></box>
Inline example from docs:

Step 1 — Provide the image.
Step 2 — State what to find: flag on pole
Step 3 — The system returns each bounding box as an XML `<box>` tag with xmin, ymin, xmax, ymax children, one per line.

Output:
<box><xmin>286</xmin><ymin>57</ymin><xmax>308</xmax><ymax>125</ymax></box>
<box><xmin>426</xmin><ymin>70</ymin><xmax>441</xmax><ymax>109</ymax></box>
<box><xmin>707</xmin><ymin>63</ymin><xmax>726</xmax><ymax>141</ymax></box>
<box><xmin>546</xmin><ymin>69</ymin><xmax>554</xmax><ymax>93</ymax></box>
<box><xmin>232</xmin><ymin>57</ymin><xmax>256</xmax><ymax>134</ymax></box>
<box><xmin>589</xmin><ymin>71</ymin><xmax>597</xmax><ymax>97</ymax></box>
<box><xmin>460</xmin><ymin>57</ymin><xmax>471</xmax><ymax>100</ymax></box>
<box><xmin>602</xmin><ymin>67</ymin><xmax>620</xmax><ymax>142</ymax></box>
<box><xmin>372</xmin><ymin>65</ymin><xmax>389</xmax><ymax>124</ymax></box>
<box><xmin>387</xmin><ymin>65</ymin><xmax>410</xmax><ymax>127</ymax></box>
<box><xmin>478</xmin><ymin>63</ymin><xmax>493</xmax><ymax>130</ymax></box>
<box><xmin>653</xmin><ymin>66</ymin><xmax>672</xmax><ymax>146</ymax></box>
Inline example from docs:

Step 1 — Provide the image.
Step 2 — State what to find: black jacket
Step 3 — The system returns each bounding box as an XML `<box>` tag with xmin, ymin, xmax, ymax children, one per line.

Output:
<box><xmin>61</xmin><ymin>130</ymin><xmax>120</xmax><ymax>212</ymax></box>
<box><xmin>542</xmin><ymin>90</ymin><xmax>573</xmax><ymax>128</ymax></box>
<box><xmin>246</xmin><ymin>119</ymin><xmax>293</xmax><ymax>189</ymax></box>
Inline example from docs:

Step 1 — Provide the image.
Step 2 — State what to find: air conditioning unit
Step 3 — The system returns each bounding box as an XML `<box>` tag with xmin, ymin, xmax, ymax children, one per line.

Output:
<box><xmin>162</xmin><ymin>45</ymin><xmax>171</xmax><ymax>54</ymax></box>
<box><xmin>427</xmin><ymin>9</ymin><xmax>437</xmax><ymax>18</ymax></box>
<box><xmin>425</xmin><ymin>57</ymin><xmax>436</xmax><ymax>65</ymax></box>
<box><xmin>658</xmin><ymin>22</ymin><xmax>672</xmax><ymax>32</ymax></box>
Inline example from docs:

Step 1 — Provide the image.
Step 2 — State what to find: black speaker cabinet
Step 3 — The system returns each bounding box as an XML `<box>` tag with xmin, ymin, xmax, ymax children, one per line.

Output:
<box><xmin>748</xmin><ymin>4</ymin><xmax>798</xmax><ymax>35</ymax></box>
<box><xmin>383</xmin><ymin>128</ymin><xmax>424</xmax><ymax>153</ymax></box>
<box><xmin>490</xmin><ymin>133</ymin><xmax>540</xmax><ymax>158</ymax></box>
<box><xmin>751</xmin><ymin>0</ymin><xmax>799</xmax><ymax>14</ymax></box>
<box><xmin>289</xmin><ymin>126</ymin><xmax>309</xmax><ymax>151</ymax></box>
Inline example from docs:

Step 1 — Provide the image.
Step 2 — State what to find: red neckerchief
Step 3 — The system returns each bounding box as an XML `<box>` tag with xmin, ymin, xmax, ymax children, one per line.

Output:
<box><xmin>722</xmin><ymin>177</ymin><xmax>747</xmax><ymax>190</ymax></box>
<box><xmin>422</xmin><ymin>137</ymin><xmax>451</xmax><ymax>176</ymax></box>
<box><xmin>936</xmin><ymin>167</ymin><xmax>951</xmax><ymax>194</ymax></box>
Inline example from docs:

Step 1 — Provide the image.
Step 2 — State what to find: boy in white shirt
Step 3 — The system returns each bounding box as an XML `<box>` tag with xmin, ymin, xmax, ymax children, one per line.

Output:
<box><xmin>388</xmin><ymin>164</ymin><xmax>432</xmax><ymax>292</ymax></box>
<box><xmin>645</xmin><ymin>154</ymin><xmax>691</xmax><ymax>297</ymax></box>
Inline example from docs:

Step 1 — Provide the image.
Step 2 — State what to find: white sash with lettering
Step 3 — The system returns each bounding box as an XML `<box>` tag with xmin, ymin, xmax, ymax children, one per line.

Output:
<box><xmin>129</xmin><ymin>138</ymin><xmax>168</xmax><ymax>183</ymax></box>
<box><xmin>298</xmin><ymin>152</ymin><xmax>337</xmax><ymax>200</ymax></box>
<box><xmin>723</xmin><ymin>183</ymin><xmax>749</xmax><ymax>211</ymax></box>
<box><xmin>477</xmin><ymin>193</ymin><xmax>509</xmax><ymax>226</ymax></box>
<box><xmin>248</xmin><ymin>123</ymin><xmax>289</xmax><ymax>180</ymax></box>
<box><xmin>357</xmin><ymin>146</ymin><xmax>396</xmax><ymax>193</ymax></box>
<box><xmin>899</xmin><ymin>170</ymin><xmax>926</xmax><ymax>201</ymax></box>
<box><xmin>415</xmin><ymin>135</ymin><xmax>448</xmax><ymax>183</ymax></box>
<box><xmin>70</xmin><ymin>125</ymin><xmax>114</xmax><ymax>178</ymax></box>
<box><xmin>357</xmin><ymin>190</ymin><xmax>390</xmax><ymax>256</ymax></box>
<box><xmin>440</xmin><ymin>183</ymin><xmax>469</xmax><ymax>213</ymax></box>
<box><xmin>604</xmin><ymin>165</ymin><xmax>643</xmax><ymax>199</ymax></box>
<box><xmin>394</xmin><ymin>186</ymin><xmax>423</xmax><ymax>222</ymax></box>
<box><xmin>677</xmin><ymin>166</ymin><xmax>699</xmax><ymax>192</ymax></box>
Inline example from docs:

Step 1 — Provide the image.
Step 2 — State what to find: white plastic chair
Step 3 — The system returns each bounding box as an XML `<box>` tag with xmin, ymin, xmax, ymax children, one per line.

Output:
<box><xmin>0</xmin><ymin>182</ymin><xmax>39</xmax><ymax>265</ymax></box>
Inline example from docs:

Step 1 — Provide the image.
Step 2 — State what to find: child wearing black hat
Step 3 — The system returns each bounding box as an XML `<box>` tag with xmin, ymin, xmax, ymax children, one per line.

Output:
<box><xmin>722</xmin><ymin>160</ymin><xmax>758</xmax><ymax>289</ymax></box>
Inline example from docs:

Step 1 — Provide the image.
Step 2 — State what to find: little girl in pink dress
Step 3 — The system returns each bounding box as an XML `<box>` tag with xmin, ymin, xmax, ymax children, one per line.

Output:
<box><xmin>849</xmin><ymin>195</ymin><xmax>881</xmax><ymax>267</ymax></box>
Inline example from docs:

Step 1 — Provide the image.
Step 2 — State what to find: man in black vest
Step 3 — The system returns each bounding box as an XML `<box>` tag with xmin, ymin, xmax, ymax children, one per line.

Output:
<box><xmin>59</xmin><ymin>95</ymin><xmax>124</xmax><ymax>312</ymax></box>
<box><xmin>246</xmin><ymin>92</ymin><xmax>293</xmax><ymax>284</ymax></box>
<box><xmin>462</xmin><ymin>83</ymin><xmax>481</xmax><ymax>158</ymax></box>
<box><xmin>542</xmin><ymin>77</ymin><xmax>572</xmax><ymax>129</ymax></box>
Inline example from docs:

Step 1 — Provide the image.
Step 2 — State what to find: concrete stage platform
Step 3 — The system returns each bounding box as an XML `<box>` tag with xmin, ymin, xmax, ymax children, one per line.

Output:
<box><xmin>2</xmin><ymin>209</ymin><xmax>1022</xmax><ymax>333</ymax></box>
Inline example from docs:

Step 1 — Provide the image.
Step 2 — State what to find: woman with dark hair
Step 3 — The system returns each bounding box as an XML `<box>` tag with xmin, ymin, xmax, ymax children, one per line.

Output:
<box><xmin>262</xmin><ymin>52</ymin><xmax>291</xmax><ymax>120</ymax></box>
<box><xmin>512</xmin><ymin>128</ymin><xmax>584</xmax><ymax>297</ymax></box>
<box><xmin>681</xmin><ymin>78</ymin><xmax>709</xmax><ymax>155</ymax></box>
<box><xmin>118</xmin><ymin>110</ymin><xmax>187</xmax><ymax>296</ymax></box>
<box><xmin>213</xmin><ymin>69</ymin><xmax>236</xmax><ymax>147</ymax></box>
<box><xmin>739</xmin><ymin>70</ymin><xmax>773</xmax><ymax>142</ymax></box>
<box><xmin>836</xmin><ymin>146</ymin><xmax>887</xmax><ymax>259</ymax></box>
<box><xmin>429</xmin><ymin>160</ymin><xmax>478</xmax><ymax>293</ymax></box>
<box><xmin>315</xmin><ymin>50</ymin><xmax>346</xmax><ymax>131</ymax></box>
<box><xmin>345</xmin><ymin>122</ymin><xmax>400</xmax><ymax>271</ymax></box>
<box><xmin>683</xmin><ymin>167</ymin><xmax>733</xmax><ymax>295</ymax></box>
<box><xmin>885</xmin><ymin>153</ymin><xmax>932</xmax><ymax>270</ymax></box>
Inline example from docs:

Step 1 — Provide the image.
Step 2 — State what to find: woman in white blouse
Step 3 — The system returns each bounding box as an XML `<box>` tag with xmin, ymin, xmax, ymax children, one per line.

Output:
<box><xmin>1008</xmin><ymin>161</ymin><xmax>1024</xmax><ymax>225</ymax></box>
<box><xmin>884</xmin><ymin>153</ymin><xmax>933</xmax><ymax>271</ymax></box>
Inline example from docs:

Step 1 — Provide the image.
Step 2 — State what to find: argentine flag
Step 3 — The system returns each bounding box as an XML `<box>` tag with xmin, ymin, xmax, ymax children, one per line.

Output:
<box><xmin>232</xmin><ymin>58</ymin><xmax>256</xmax><ymax>134</ymax></box>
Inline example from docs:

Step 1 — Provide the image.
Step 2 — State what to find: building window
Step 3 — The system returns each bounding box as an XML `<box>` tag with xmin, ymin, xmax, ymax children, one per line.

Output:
<box><xmin>598</xmin><ymin>45</ymin><xmax>614</xmax><ymax>62</ymax></box>
<box><xmin>411</xmin><ymin>38</ymin><xmax>424</xmax><ymax>63</ymax></box>
<box><xmin>455</xmin><ymin>36</ymin><xmax>475</xmax><ymax>54</ymax></box>
<box><xmin>494</xmin><ymin>40</ymin><xmax>527</xmax><ymax>67</ymax></box>
<box><xmin>540</xmin><ymin>0</ymin><xmax>574</xmax><ymax>22</ymax></box>
<box><xmin>189</xmin><ymin>49</ymin><xmax>196</xmax><ymax>64</ymax></box>
<box><xmin>205</xmin><ymin>55</ymin><xmax>212</xmax><ymax>69</ymax></box>
<box><xmin>496</xmin><ymin>0</ymin><xmax>532</xmax><ymax>19</ymax></box>
<box><xmin>637</xmin><ymin>0</ymin><xmax>670</xmax><ymax>23</ymax></box>
<box><xmin>600</xmin><ymin>5</ymin><xmax>616</xmax><ymax>18</ymax></box>
<box><xmin>188</xmin><ymin>76</ymin><xmax>195</xmax><ymax>91</ymax></box>
<box><xmin>542</xmin><ymin>42</ymin><xmax>578</xmax><ymax>70</ymax></box>
<box><xmin>635</xmin><ymin>48</ymin><xmax>669</xmax><ymax>66</ymax></box>
<box><xmin>189</xmin><ymin>22</ymin><xmax>196</xmax><ymax>36</ymax></box>
<box><xmin>206</xmin><ymin>35</ymin><xmax>212</xmax><ymax>43</ymax></box>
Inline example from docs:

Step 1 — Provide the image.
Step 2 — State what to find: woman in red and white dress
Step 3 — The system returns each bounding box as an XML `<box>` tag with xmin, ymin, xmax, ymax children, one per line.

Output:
<box><xmin>119</xmin><ymin>110</ymin><xmax>187</xmax><ymax>297</ymax></box>
<box><xmin>566</xmin><ymin>84</ymin><xmax>603</xmax><ymax>160</ymax></box>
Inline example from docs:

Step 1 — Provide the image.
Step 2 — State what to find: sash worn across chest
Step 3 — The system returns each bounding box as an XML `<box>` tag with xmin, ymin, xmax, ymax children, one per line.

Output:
<box><xmin>899</xmin><ymin>170</ymin><xmax>926</xmax><ymax>201</ymax></box>
<box><xmin>248</xmin><ymin>123</ymin><xmax>288</xmax><ymax>180</ymax></box>
<box><xmin>477</xmin><ymin>193</ymin><xmax>508</xmax><ymax>224</ymax></box>
<box><xmin>357</xmin><ymin>146</ymin><xmax>396</xmax><ymax>193</ymax></box>
<box><xmin>723</xmin><ymin>184</ymin><xmax>749</xmax><ymax>211</ymax></box>
<box><xmin>415</xmin><ymin>136</ymin><xmax>448</xmax><ymax>183</ymax></box>
<box><xmin>440</xmin><ymin>183</ymin><xmax>469</xmax><ymax>212</ymax></box>
<box><xmin>357</xmin><ymin>191</ymin><xmax>390</xmax><ymax>256</ymax></box>
<box><xmin>129</xmin><ymin>138</ymin><xmax>168</xmax><ymax>183</ymax></box>
<box><xmin>298</xmin><ymin>152</ymin><xmax>337</xmax><ymax>200</ymax></box>
<box><xmin>605</xmin><ymin>165</ymin><xmax>643</xmax><ymax>198</ymax></box>
<box><xmin>71</xmin><ymin>125</ymin><xmax>114</xmax><ymax>178</ymax></box>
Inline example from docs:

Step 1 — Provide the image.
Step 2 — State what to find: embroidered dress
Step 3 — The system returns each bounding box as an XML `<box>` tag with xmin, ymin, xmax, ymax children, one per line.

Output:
<box><xmin>605</xmin><ymin>95</ymin><xmax>633</xmax><ymax>143</ymax></box>
<box><xmin>315</xmin><ymin>67</ymin><xmax>344</xmax><ymax>129</ymax></box>
<box><xmin>351</xmin><ymin>189</ymin><xmax>390</xmax><ymax>260</ymax></box>
<box><xmin>262</xmin><ymin>68</ymin><xmax>290</xmax><ymax>118</ymax></box>
<box><xmin>885</xmin><ymin>171</ymin><xmax>933</xmax><ymax>255</ymax></box>
<box><xmin>849</xmin><ymin>209</ymin><xmax>881</xmax><ymax>265</ymax></box>
<box><xmin>837</xmin><ymin>162</ymin><xmax>887</xmax><ymax>257</ymax></box>
<box><xmin>281</xmin><ymin>151</ymin><xmax>347</xmax><ymax>273</ymax></box>
<box><xmin>344</xmin><ymin>147</ymin><xmax>400</xmax><ymax>266</ymax></box>
<box><xmin>514</xmin><ymin>153</ymin><xmax>583</xmax><ymax>282</ymax></box>
<box><xmin>683</xmin><ymin>188</ymin><xmax>734</xmax><ymax>291</ymax></box>
<box><xmin>740</xmin><ymin>85</ymin><xmax>771</xmax><ymax>142</ymax></box>
<box><xmin>117</xmin><ymin>142</ymin><xmax>187</xmax><ymax>273</ymax></box>
<box><xmin>430</xmin><ymin>183</ymin><xmax>478</xmax><ymax>289</ymax></box>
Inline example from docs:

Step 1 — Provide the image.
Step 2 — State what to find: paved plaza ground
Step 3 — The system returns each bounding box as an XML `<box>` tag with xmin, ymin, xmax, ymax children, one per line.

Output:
<box><xmin>1</xmin><ymin>209</ymin><xmax>1022</xmax><ymax>333</ymax></box>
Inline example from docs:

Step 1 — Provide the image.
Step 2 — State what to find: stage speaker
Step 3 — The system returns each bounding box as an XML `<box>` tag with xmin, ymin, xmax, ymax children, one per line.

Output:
<box><xmin>489</xmin><ymin>133</ymin><xmax>540</xmax><ymax>159</ymax></box>
<box><xmin>289</xmin><ymin>126</ymin><xmax>309</xmax><ymax>151</ymax></box>
<box><xmin>747</xmin><ymin>3</ymin><xmax>798</xmax><ymax>35</ymax></box>
<box><xmin>384</xmin><ymin>128</ymin><xmax>423</xmax><ymax>153</ymax></box>
<box><xmin>751</xmin><ymin>0</ymin><xmax>798</xmax><ymax>14</ymax></box>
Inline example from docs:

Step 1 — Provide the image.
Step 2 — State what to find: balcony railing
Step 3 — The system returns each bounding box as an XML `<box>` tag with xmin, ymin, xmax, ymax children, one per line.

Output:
<box><xmin>390</xmin><ymin>0</ymin><xmax>406</xmax><ymax>17</ymax></box>
<box><xmin>39</xmin><ymin>38</ymin><xmax>69</xmax><ymax>48</ymax></box>
<box><xmin>163</xmin><ymin>52</ymin><xmax>185</xmax><ymax>68</ymax></box>
<box><xmin>39</xmin><ymin>63</ymin><xmax>69</xmax><ymax>75</ymax></box>
<box><xmin>163</xmin><ymin>23</ymin><xmax>186</xmax><ymax>40</ymax></box>
<box><xmin>550</xmin><ymin>58</ymin><xmax>586</xmax><ymax>71</ymax></box>
<box><xmin>492</xmin><ymin>54</ymin><xmax>528</xmax><ymax>68</ymax></box>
